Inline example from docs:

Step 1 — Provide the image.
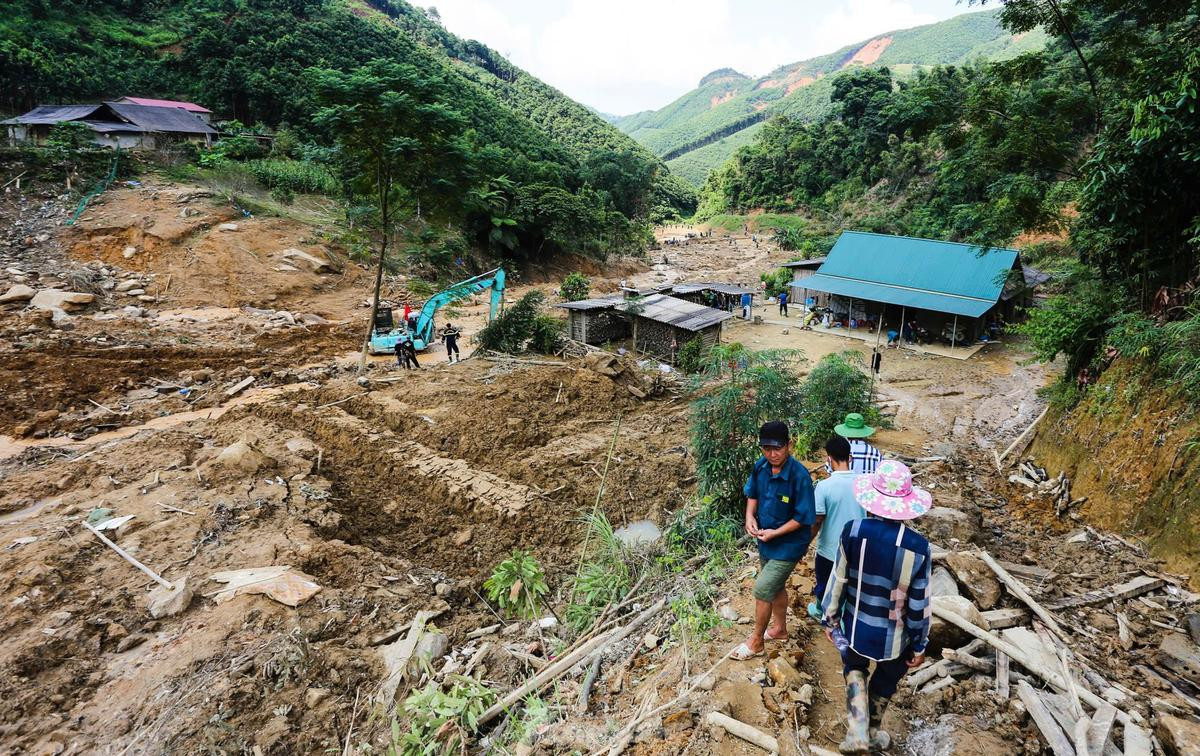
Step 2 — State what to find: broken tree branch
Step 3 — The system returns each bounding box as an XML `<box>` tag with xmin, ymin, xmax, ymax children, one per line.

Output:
<box><xmin>82</xmin><ymin>521</ymin><xmax>173</xmax><ymax>589</ymax></box>
<box><xmin>978</xmin><ymin>550</ymin><xmax>1067</xmax><ymax>642</ymax></box>
<box><xmin>704</xmin><ymin>712</ymin><xmax>779</xmax><ymax>753</ymax></box>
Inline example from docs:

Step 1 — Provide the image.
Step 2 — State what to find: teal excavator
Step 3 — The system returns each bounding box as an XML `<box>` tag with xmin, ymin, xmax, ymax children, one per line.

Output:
<box><xmin>369</xmin><ymin>267</ymin><xmax>506</xmax><ymax>354</ymax></box>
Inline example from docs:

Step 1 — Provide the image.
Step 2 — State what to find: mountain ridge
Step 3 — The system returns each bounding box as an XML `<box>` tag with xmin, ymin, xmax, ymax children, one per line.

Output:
<box><xmin>613</xmin><ymin>8</ymin><xmax>1047</xmax><ymax>185</ymax></box>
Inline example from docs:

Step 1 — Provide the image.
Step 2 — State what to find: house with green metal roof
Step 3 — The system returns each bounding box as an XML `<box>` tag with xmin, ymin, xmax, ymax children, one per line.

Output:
<box><xmin>794</xmin><ymin>231</ymin><xmax>1025</xmax><ymax>354</ymax></box>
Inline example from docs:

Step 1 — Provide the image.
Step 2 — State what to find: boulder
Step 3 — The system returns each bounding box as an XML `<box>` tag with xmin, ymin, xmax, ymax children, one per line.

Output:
<box><xmin>116</xmin><ymin>280</ymin><xmax>141</xmax><ymax>293</ymax></box>
<box><xmin>928</xmin><ymin>595</ymin><xmax>988</xmax><ymax>651</ymax></box>
<box><xmin>921</xmin><ymin>506</ymin><xmax>978</xmax><ymax>546</ymax></box>
<box><xmin>767</xmin><ymin>656</ymin><xmax>805</xmax><ymax>689</ymax></box>
<box><xmin>284</xmin><ymin>437</ymin><xmax>319</xmax><ymax>459</ymax></box>
<box><xmin>122</xmin><ymin>246</ymin><xmax>138</xmax><ymax>259</ymax></box>
<box><xmin>280</xmin><ymin>248</ymin><xmax>333</xmax><ymax>273</ymax></box>
<box><xmin>217</xmin><ymin>222</ymin><xmax>239</xmax><ymax>232</ymax></box>
<box><xmin>1156</xmin><ymin>714</ymin><xmax>1200</xmax><ymax>755</ymax></box>
<box><xmin>29</xmin><ymin>289</ymin><xmax>95</xmax><ymax>311</ymax></box>
<box><xmin>0</xmin><ymin>284</ymin><xmax>36</xmax><ymax>303</ymax></box>
<box><xmin>583</xmin><ymin>351</ymin><xmax>623</xmax><ymax>377</ymax></box>
<box><xmin>929</xmin><ymin>566</ymin><xmax>961</xmax><ymax>598</ymax></box>
<box><xmin>147</xmin><ymin>577</ymin><xmax>193</xmax><ymax>618</ymax></box>
<box><xmin>944</xmin><ymin>552</ymin><xmax>1002</xmax><ymax>609</ymax></box>
<box><xmin>213</xmin><ymin>440</ymin><xmax>270</xmax><ymax>473</ymax></box>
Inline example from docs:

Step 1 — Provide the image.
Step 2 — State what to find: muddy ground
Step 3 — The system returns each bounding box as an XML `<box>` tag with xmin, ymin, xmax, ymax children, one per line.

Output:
<box><xmin>1</xmin><ymin>182</ymin><xmax>1197</xmax><ymax>754</ymax></box>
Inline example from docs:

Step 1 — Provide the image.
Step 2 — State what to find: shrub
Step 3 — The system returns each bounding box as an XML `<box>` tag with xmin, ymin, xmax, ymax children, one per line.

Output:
<box><xmin>477</xmin><ymin>290</ymin><xmax>562</xmax><ymax>354</ymax></box>
<box><xmin>270</xmin><ymin>186</ymin><xmax>295</xmax><ymax>205</ymax></box>
<box><xmin>795</xmin><ymin>352</ymin><xmax>883</xmax><ymax>454</ymax></box>
<box><xmin>245</xmin><ymin>158</ymin><xmax>339</xmax><ymax>195</ymax></box>
<box><xmin>676</xmin><ymin>336</ymin><xmax>708</xmax><ymax>374</ymax></box>
<box><xmin>566</xmin><ymin>512</ymin><xmax>631</xmax><ymax>633</ymax></box>
<box><xmin>396</xmin><ymin>676</ymin><xmax>495</xmax><ymax>753</ymax></box>
<box><xmin>1108</xmin><ymin>306</ymin><xmax>1200</xmax><ymax>403</ymax></box>
<box><xmin>484</xmin><ymin>549</ymin><xmax>548</xmax><ymax>619</ymax></box>
<box><xmin>689</xmin><ymin>349</ymin><xmax>806</xmax><ymax>513</ymax></box>
<box><xmin>760</xmin><ymin>267</ymin><xmax>791</xmax><ymax>298</ymax></box>
<box><xmin>559</xmin><ymin>271</ymin><xmax>590</xmax><ymax>301</ymax></box>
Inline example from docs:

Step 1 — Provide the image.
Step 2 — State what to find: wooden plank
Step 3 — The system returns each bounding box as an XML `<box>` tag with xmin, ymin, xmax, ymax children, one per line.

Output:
<box><xmin>998</xmin><ymin>559</ymin><xmax>1059</xmax><ymax>585</ymax></box>
<box><xmin>982</xmin><ymin>607</ymin><xmax>1030</xmax><ymax>630</ymax></box>
<box><xmin>1122</xmin><ymin>723</ymin><xmax>1152</xmax><ymax>756</ymax></box>
<box><xmin>1044</xmin><ymin>575</ymin><xmax>1165</xmax><ymax>611</ymax></box>
<box><xmin>1086</xmin><ymin>703</ymin><xmax>1118</xmax><ymax>756</ymax></box>
<box><xmin>980</xmin><ymin>550</ymin><xmax>1067</xmax><ymax>641</ymax></box>
<box><xmin>223</xmin><ymin>376</ymin><xmax>255</xmax><ymax>399</ymax></box>
<box><xmin>1157</xmin><ymin>633</ymin><xmax>1200</xmax><ymax>688</ymax></box>
<box><xmin>996</xmin><ymin>651</ymin><xmax>1010</xmax><ymax>700</ymax></box>
<box><xmin>1017</xmin><ymin>680</ymin><xmax>1076</xmax><ymax>756</ymax></box>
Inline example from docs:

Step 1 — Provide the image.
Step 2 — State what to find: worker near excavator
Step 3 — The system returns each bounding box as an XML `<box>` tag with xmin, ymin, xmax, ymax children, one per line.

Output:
<box><xmin>731</xmin><ymin>421</ymin><xmax>815</xmax><ymax>661</ymax></box>
<box><xmin>440</xmin><ymin>322</ymin><xmax>461</xmax><ymax>363</ymax></box>
<box><xmin>820</xmin><ymin>460</ymin><xmax>931</xmax><ymax>754</ymax></box>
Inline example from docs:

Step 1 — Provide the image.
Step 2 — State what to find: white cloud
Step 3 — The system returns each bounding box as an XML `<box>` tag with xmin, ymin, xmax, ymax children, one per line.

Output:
<box><xmin>430</xmin><ymin>0</ymin><xmax>965</xmax><ymax>114</ymax></box>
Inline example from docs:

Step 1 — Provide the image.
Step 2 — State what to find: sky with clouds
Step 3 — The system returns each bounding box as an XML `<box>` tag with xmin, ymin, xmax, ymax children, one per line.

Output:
<box><xmin>426</xmin><ymin>0</ymin><xmax>984</xmax><ymax>115</ymax></box>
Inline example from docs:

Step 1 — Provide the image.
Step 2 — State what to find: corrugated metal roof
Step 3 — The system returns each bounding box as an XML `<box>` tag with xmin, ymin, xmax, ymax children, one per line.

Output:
<box><xmin>105</xmin><ymin>102</ymin><xmax>216</xmax><ymax>134</ymax></box>
<box><xmin>781</xmin><ymin>257</ymin><xmax>827</xmax><ymax>269</ymax></box>
<box><xmin>615</xmin><ymin>294</ymin><xmax>733</xmax><ymax>331</ymax></box>
<box><xmin>2</xmin><ymin>104</ymin><xmax>104</xmax><ymax>125</ymax></box>
<box><xmin>557</xmin><ymin>295</ymin><xmax>625</xmax><ymax>311</ymax></box>
<box><xmin>118</xmin><ymin>96</ymin><xmax>212</xmax><ymax>113</ymax></box>
<box><xmin>802</xmin><ymin>231</ymin><xmax>1019</xmax><ymax>317</ymax></box>
<box><xmin>671</xmin><ymin>282</ymin><xmax>756</xmax><ymax>296</ymax></box>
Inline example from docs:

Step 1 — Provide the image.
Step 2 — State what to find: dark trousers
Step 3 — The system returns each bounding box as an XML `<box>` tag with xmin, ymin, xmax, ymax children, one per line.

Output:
<box><xmin>813</xmin><ymin>554</ymin><xmax>834</xmax><ymax>599</ymax></box>
<box><xmin>405</xmin><ymin>351</ymin><xmax>419</xmax><ymax>369</ymax></box>
<box><xmin>445</xmin><ymin>338</ymin><xmax>459</xmax><ymax>358</ymax></box>
<box><xmin>840</xmin><ymin>646</ymin><xmax>913</xmax><ymax>699</ymax></box>
<box><xmin>779</xmin><ymin>301</ymin><xmax>788</xmax><ymax>316</ymax></box>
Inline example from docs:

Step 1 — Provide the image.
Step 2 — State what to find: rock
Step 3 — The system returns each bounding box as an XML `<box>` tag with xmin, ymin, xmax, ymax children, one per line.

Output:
<box><xmin>49</xmin><ymin>307</ymin><xmax>73</xmax><ymax>325</ymax></box>
<box><xmin>944</xmin><ymin>552</ymin><xmax>1002</xmax><ymax>609</ymax></box>
<box><xmin>121</xmin><ymin>306</ymin><xmax>145</xmax><ymax>318</ymax></box>
<box><xmin>767</xmin><ymin>656</ymin><xmax>804</xmax><ymax>688</ymax></box>
<box><xmin>411</xmin><ymin>629</ymin><xmax>449</xmax><ymax>673</ymax></box>
<box><xmin>305</xmin><ymin>687</ymin><xmax>331</xmax><ymax>708</ymax></box>
<box><xmin>583</xmin><ymin>351</ymin><xmax>623</xmax><ymax>377</ymax></box>
<box><xmin>718</xmin><ymin>605</ymin><xmax>740</xmax><ymax>622</ymax></box>
<box><xmin>929</xmin><ymin>566</ymin><xmax>961</xmax><ymax>598</ymax></box>
<box><xmin>643</xmin><ymin>632</ymin><xmax>661</xmax><ymax>649</ymax></box>
<box><xmin>123</xmin><ymin>288</ymin><xmax>145</xmax><ymax>296</ymax></box>
<box><xmin>928</xmin><ymin>595</ymin><xmax>988</xmax><ymax>650</ymax></box>
<box><xmin>116</xmin><ymin>634</ymin><xmax>147</xmax><ymax>653</ymax></box>
<box><xmin>782</xmin><ymin>329</ymin><xmax>789</xmax><ymax>335</ymax></box>
<box><xmin>662</xmin><ymin>709</ymin><xmax>694</xmax><ymax>737</ymax></box>
<box><xmin>795</xmin><ymin>683</ymin><xmax>813</xmax><ymax>705</ymax></box>
<box><xmin>297</xmin><ymin>312</ymin><xmax>330</xmax><ymax>325</ymax></box>
<box><xmin>713</xmin><ymin>680</ymin><xmax>770</xmax><ymax>728</ymax></box>
<box><xmin>452</xmin><ymin>528</ymin><xmax>473</xmax><ymax>546</ymax></box>
<box><xmin>1157</xmin><ymin>714</ymin><xmax>1200</xmax><ymax>755</ymax></box>
<box><xmin>106</xmin><ymin>622</ymin><xmax>128</xmax><ymax>641</ymax></box>
<box><xmin>1187</xmin><ymin>613</ymin><xmax>1200</xmax><ymax>647</ymax></box>
<box><xmin>29</xmin><ymin>289</ymin><xmax>94</xmax><ymax>311</ymax></box>
<box><xmin>284</xmin><ymin>437</ymin><xmax>319</xmax><ymax>459</ymax></box>
<box><xmin>213</xmin><ymin>440</ymin><xmax>270</xmax><ymax>473</ymax></box>
<box><xmin>280</xmin><ymin>248</ymin><xmax>333</xmax><ymax>273</ymax></box>
<box><xmin>217</xmin><ymin>223</ymin><xmax>239</xmax><ymax>232</ymax></box>
<box><xmin>147</xmin><ymin>577</ymin><xmax>193</xmax><ymax>618</ymax></box>
<box><xmin>137</xmin><ymin>294</ymin><xmax>156</xmax><ymax>302</ymax></box>
<box><xmin>0</xmin><ymin>284</ymin><xmax>36</xmax><ymax>303</ymax></box>
<box><xmin>47</xmin><ymin>610</ymin><xmax>73</xmax><ymax>628</ymax></box>
<box><xmin>122</xmin><ymin>246</ymin><xmax>138</xmax><ymax>259</ymax></box>
<box><xmin>922</xmin><ymin>506</ymin><xmax>978</xmax><ymax>546</ymax></box>
<box><xmin>434</xmin><ymin>582</ymin><xmax>451</xmax><ymax>597</ymax></box>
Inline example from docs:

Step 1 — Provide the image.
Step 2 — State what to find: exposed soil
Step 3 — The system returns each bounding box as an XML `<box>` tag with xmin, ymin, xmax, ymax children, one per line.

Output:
<box><xmin>1</xmin><ymin>179</ymin><xmax>1196</xmax><ymax>755</ymax></box>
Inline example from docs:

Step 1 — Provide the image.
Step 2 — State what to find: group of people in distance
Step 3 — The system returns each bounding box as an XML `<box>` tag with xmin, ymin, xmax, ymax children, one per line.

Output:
<box><xmin>736</xmin><ymin>413</ymin><xmax>931</xmax><ymax>754</ymax></box>
<box><xmin>393</xmin><ymin>322</ymin><xmax>462</xmax><ymax>369</ymax></box>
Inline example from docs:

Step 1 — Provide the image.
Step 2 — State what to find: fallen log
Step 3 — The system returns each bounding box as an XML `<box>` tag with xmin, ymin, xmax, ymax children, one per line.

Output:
<box><xmin>941</xmin><ymin>648</ymin><xmax>995</xmax><ymax>673</ymax></box>
<box><xmin>577</xmin><ymin>653</ymin><xmax>603</xmax><ymax>714</ymax></box>
<box><xmin>997</xmin><ymin>406</ymin><xmax>1049</xmax><ymax>469</ymax></box>
<box><xmin>704</xmin><ymin>712</ymin><xmax>778</xmax><ymax>753</ymax></box>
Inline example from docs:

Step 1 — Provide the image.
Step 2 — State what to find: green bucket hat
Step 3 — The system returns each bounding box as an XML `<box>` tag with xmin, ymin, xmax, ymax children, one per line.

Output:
<box><xmin>835</xmin><ymin>412</ymin><xmax>876</xmax><ymax>439</ymax></box>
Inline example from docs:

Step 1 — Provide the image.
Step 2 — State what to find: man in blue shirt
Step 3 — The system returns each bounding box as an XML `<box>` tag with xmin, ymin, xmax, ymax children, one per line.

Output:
<box><xmin>806</xmin><ymin>435</ymin><xmax>863</xmax><ymax>621</ymax></box>
<box><xmin>778</xmin><ymin>289</ymin><xmax>789</xmax><ymax>317</ymax></box>
<box><xmin>732</xmin><ymin>421</ymin><xmax>816</xmax><ymax>660</ymax></box>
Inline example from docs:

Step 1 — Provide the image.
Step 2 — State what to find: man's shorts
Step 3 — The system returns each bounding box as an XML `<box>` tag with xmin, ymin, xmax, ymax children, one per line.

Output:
<box><xmin>754</xmin><ymin>557</ymin><xmax>798</xmax><ymax>601</ymax></box>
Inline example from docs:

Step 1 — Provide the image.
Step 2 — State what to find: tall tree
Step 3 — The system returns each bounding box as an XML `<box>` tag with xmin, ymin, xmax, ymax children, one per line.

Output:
<box><xmin>311</xmin><ymin>59</ymin><xmax>471</xmax><ymax>373</ymax></box>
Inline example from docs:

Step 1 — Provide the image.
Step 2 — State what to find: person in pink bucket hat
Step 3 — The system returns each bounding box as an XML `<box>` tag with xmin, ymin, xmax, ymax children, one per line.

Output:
<box><xmin>818</xmin><ymin>459</ymin><xmax>933</xmax><ymax>754</ymax></box>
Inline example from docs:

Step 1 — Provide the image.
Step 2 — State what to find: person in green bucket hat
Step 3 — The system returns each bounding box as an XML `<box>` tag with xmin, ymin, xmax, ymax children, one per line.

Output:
<box><xmin>834</xmin><ymin>413</ymin><xmax>882</xmax><ymax>475</ymax></box>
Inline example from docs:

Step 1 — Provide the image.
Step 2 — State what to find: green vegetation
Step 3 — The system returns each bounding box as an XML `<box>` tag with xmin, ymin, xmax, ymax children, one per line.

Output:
<box><xmin>796</xmin><ymin>353</ymin><xmax>887</xmax><ymax>453</ymax></box>
<box><xmin>558</xmin><ymin>272</ymin><xmax>591</xmax><ymax>301</ymax></box>
<box><xmin>483</xmin><ymin>549</ymin><xmax>549</xmax><ymax>620</ymax></box>
<box><xmin>613</xmin><ymin>7</ymin><xmax>1042</xmax><ymax>184</ymax></box>
<box><xmin>675</xmin><ymin>336</ymin><xmax>708</xmax><ymax>375</ymax></box>
<box><xmin>1</xmin><ymin>0</ymin><xmax>694</xmax><ymax>267</ymax></box>
<box><xmin>566</xmin><ymin>511</ymin><xmax>632</xmax><ymax>632</ymax></box>
<box><xmin>394</xmin><ymin>675</ymin><xmax>496</xmax><ymax>754</ymax></box>
<box><xmin>476</xmin><ymin>291</ymin><xmax>563</xmax><ymax>354</ymax></box>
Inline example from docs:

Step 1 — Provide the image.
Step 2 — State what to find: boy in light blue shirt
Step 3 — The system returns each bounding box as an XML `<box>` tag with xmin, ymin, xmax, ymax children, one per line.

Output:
<box><xmin>807</xmin><ymin>435</ymin><xmax>864</xmax><ymax>620</ymax></box>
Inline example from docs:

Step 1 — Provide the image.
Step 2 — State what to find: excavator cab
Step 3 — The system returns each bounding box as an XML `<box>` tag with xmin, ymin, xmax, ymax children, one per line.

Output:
<box><xmin>368</xmin><ymin>306</ymin><xmax>404</xmax><ymax>354</ymax></box>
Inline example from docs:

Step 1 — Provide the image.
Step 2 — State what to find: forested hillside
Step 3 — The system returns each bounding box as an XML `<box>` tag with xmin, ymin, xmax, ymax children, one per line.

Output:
<box><xmin>701</xmin><ymin>0</ymin><xmax>1200</xmax><ymax>409</ymax></box>
<box><xmin>0</xmin><ymin>0</ymin><xmax>696</xmax><ymax>260</ymax></box>
<box><xmin>614</xmin><ymin>8</ymin><xmax>1045</xmax><ymax>185</ymax></box>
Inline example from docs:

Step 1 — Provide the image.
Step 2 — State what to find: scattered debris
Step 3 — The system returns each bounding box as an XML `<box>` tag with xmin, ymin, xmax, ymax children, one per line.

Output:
<box><xmin>207</xmin><ymin>566</ymin><xmax>322</xmax><ymax>607</ymax></box>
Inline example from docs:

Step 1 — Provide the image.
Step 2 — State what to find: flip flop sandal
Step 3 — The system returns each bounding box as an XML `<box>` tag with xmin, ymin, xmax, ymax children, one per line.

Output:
<box><xmin>763</xmin><ymin>629</ymin><xmax>788</xmax><ymax>641</ymax></box>
<box><xmin>730</xmin><ymin>642</ymin><xmax>763</xmax><ymax>661</ymax></box>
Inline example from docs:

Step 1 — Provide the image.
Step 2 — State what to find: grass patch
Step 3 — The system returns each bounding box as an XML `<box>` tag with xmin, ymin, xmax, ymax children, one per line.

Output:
<box><xmin>701</xmin><ymin>213</ymin><xmax>809</xmax><ymax>233</ymax></box>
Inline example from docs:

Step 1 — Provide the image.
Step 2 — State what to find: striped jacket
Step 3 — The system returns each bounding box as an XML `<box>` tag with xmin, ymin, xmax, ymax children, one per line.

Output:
<box><xmin>820</xmin><ymin>517</ymin><xmax>932</xmax><ymax>660</ymax></box>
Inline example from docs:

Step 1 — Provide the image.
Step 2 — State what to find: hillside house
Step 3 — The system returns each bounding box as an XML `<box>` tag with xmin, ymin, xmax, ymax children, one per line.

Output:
<box><xmin>782</xmin><ymin>257</ymin><xmax>829</xmax><ymax>308</ymax></box>
<box><xmin>558</xmin><ymin>295</ymin><xmax>630</xmax><ymax>345</ymax></box>
<box><xmin>667</xmin><ymin>282</ymin><xmax>756</xmax><ymax>313</ymax></box>
<box><xmin>796</xmin><ymin>231</ymin><xmax>1025</xmax><ymax>357</ymax></box>
<box><xmin>615</xmin><ymin>294</ymin><xmax>732</xmax><ymax>363</ymax></box>
<box><xmin>113</xmin><ymin>97</ymin><xmax>214</xmax><ymax>123</ymax></box>
<box><xmin>3</xmin><ymin>101</ymin><xmax>216</xmax><ymax>150</ymax></box>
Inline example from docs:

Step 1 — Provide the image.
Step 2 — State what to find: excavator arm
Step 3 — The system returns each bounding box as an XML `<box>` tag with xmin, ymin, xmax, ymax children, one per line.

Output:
<box><xmin>411</xmin><ymin>267</ymin><xmax>506</xmax><ymax>350</ymax></box>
